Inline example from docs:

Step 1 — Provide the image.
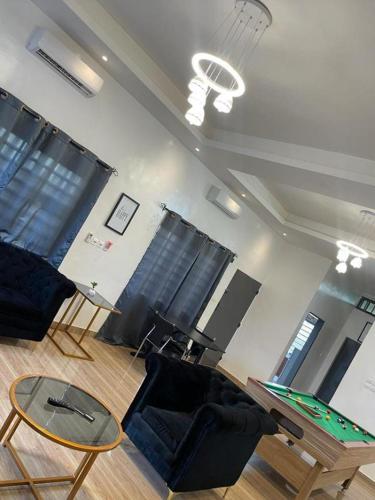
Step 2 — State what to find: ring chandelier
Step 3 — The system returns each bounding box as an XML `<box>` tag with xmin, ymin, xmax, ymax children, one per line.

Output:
<box><xmin>335</xmin><ymin>210</ymin><xmax>374</xmax><ymax>274</ymax></box>
<box><xmin>185</xmin><ymin>0</ymin><xmax>272</xmax><ymax>127</ymax></box>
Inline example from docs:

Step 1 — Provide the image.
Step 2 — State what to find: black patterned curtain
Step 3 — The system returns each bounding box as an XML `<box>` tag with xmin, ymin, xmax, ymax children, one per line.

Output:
<box><xmin>0</xmin><ymin>88</ymin><xmax>112</xmax><ymax>267</ymax></box>
<box><xmin>98</xmin><ymin>210</ymin><xmax>234</xmax><ymax>347</ymax></box>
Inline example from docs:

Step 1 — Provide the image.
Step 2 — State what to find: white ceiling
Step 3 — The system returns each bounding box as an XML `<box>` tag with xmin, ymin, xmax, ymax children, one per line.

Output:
<box><xmin>97</xmin><ymin>0</ymin><xmax>375</xmax><ymax>159</ymax></box>
<box><xmin>31</xmin><ymin>0</ymin><xmax>375</xmax><ymax>294</ymax></box>
<box><xmin>263</xmin><ymin>182</ymin><xmax>375</xmax><ymax>241</ymax></box>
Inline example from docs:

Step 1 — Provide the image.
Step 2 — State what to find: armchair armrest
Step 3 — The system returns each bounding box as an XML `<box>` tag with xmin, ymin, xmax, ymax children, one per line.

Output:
<box><xmin>122</xmin><ymin>354</ymin><xmax>210</xmax><ymax>430</ymax></box>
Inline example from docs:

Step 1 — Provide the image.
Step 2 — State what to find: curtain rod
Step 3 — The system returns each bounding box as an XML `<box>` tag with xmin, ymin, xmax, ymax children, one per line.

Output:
<box><xmin>0</xmin><ymin>88</ymin><xmax>118</xmax><ymax>177</ymax></box>
<box><xmin>160</xmin><ymin>203</ymin><xmax>237</xmax><ymax>259</ymax></box>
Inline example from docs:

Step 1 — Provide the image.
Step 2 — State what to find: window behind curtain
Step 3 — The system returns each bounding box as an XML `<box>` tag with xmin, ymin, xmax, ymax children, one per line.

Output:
<box><xmin>97</xmin><ymin>210</ymin><xmax>234</xmax><ymax>347</ymax></box>
<box><xmin>0</xmin><ymin>88</ymin><xmax>112</xmax><ymax>266</ymax></box>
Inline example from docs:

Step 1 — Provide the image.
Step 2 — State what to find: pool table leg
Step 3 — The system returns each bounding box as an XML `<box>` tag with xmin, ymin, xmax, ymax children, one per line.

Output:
<box><xmin>342</xmin><ymin>466</ymin><xmax>360</xmax><ymax>490</ymax></box>
<box><xmin>296</xmin><ymin>462</ymin><xmax>324</xmax><ymax>500</ymax></box>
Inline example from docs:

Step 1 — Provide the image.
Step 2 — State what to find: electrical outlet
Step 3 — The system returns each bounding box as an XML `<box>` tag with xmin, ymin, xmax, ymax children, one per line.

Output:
<box><xmin>85</xmin><ymin>233</ymin><xmax>112</xmax><ymax>251</ymax></box>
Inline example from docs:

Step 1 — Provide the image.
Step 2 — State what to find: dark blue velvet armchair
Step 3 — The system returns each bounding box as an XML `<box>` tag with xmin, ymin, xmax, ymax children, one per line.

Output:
<box><xmin>122</xmin><ymin>353</ymin><xmax>277</xmax><ymax>495</ymax></box>
<box><xmin>0</xmin><ymin>242</ymin><xmax>76</xmax><ymax>341</ymax></box>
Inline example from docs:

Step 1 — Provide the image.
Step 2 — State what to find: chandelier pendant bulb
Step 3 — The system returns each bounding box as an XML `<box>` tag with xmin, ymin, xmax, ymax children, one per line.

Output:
<box><xmin>214</xmin><ymin>92</ymin><xmax>234</xmax><ymax>113</ymax></box>
<box><xmin>336</xmin><ymin>262</ymin><xmax>348</xmax><ymax>274</ymax></box>
<box><xmin>350</xmin><ymin>257</ymin><xmax>362</xmax><ymax>269</ymax></box>
<box><xmin>188</xmin><ymin>91</ymin><xmax>207</xmax><ymax>108</ymax></box>
<box><xmin>185</xmin><ymin>0</ymin><xmax>272</xmax><ymax>127</ymax></box>
<box><xmin>185</xmin><ymin>106</ymin><xmax>205</xmax><ymax>127</ymax></box>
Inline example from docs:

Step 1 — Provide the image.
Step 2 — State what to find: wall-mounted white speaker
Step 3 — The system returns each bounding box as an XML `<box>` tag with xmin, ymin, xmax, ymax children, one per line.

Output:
<box><xmin>206</xmin><ymin>186</ymin><xmax>242</xmax><ymax>219</ymax></box>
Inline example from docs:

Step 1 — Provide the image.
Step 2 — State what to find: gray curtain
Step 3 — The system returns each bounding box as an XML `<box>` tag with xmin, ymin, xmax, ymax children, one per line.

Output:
<box><xmin>97</xmin><ymin>210</ymin><xmax>234</xmax><ymax>347</ymax></box>
<box><xmin>0</xmin><ymin>88</ymin><xmax>112</xmax><ymax>267</ymax></box>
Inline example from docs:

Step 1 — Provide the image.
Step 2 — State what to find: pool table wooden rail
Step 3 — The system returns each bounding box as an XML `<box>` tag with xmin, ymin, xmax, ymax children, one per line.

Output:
<box><xmin>246</xmin><ymin>377</ymin><xmax>375</xmax><ymax>499</ymax></box>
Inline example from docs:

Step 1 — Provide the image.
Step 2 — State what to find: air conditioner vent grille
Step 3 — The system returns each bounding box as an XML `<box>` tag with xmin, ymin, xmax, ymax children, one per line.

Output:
<box><xmin>35</xmin><ymin>49</ymin><xmax>94</xmax><ymax>97</ymax></box>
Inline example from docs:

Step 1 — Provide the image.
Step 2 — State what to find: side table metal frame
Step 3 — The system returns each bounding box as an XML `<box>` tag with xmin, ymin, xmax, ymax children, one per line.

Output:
<box><xmin>47</xmin><ymin>289</ymin><xmax>120</xmax><ymax>362</ymax></box>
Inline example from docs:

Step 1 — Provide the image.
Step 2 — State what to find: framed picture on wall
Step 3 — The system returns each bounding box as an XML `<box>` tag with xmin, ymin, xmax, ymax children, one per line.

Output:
<box><xmin>105</xmin><ymin>193</ymin><xmax>140</xmax><ymax>235</ymax></box>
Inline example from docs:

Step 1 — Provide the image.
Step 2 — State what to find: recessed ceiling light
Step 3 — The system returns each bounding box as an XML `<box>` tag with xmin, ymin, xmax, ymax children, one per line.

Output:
<box><xmin>102</xmin><ymin>55</ymin><xmax>108</xmax><ymax>62</ymax></box>
<box><xmin>195</xmin><ymin>147</ymin><xmax>200</xmax><ymax>152</ymax></box>
<box><xmin>241</xmin><ymin>193</ymin><xmax>246</xmax><ymax>198</ymax></box>
<box><xmin>283</xmin><ymin>232</ymin><xmax>287</xmax><ymax>237</ymax></box>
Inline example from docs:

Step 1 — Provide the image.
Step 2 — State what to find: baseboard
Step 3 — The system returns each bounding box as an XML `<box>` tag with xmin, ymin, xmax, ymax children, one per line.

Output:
<box><xmin>358</xmin><ymin>471</ymin><xmax>375</xmax><ymax>487</ymax></box>
<box><xmin>50</xmin><ymin>321</ymin><xmax>96</xmax><ymax>337</ymax></box>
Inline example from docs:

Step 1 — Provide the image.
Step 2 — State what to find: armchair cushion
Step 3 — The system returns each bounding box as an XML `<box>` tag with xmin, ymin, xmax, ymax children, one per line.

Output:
<box><xmin>142</xmin><ymin>406</ymin><xmax>194</xmax><ymax>453</ymax></box>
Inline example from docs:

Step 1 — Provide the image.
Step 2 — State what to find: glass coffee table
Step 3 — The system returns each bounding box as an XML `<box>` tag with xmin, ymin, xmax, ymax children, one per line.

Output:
<box><xmin>0</xmin><ymin>375</ymin><xmax>123</xmax><ymax>499</ymax></box>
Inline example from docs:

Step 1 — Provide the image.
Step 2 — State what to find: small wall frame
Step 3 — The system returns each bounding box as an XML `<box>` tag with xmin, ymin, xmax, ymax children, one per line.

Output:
<box><xmin>105</xmin><ymin>193</ymin><xmax>140</xmax><ymax>235</ymax></box>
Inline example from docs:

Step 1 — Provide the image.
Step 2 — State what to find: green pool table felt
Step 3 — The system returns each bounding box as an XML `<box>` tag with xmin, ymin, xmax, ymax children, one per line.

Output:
<box><xmin>263</xmin><ymin>382</ymin><xmax>375</xmax><ymax>443</ymax></box>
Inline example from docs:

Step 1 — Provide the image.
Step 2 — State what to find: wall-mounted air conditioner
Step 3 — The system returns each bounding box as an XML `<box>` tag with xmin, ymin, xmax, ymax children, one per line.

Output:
<box><xmin>206</xmin><ymin>186</ymin><xmax>242</xmax><ymax>219</ymax></box>
<box><xmin>27</xmin><ymin>28</ymin><xmax>103</xmax><ymax>97</ymax></box>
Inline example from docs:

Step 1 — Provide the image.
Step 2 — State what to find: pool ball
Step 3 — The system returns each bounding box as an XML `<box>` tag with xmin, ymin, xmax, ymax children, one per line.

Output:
<box><xmin>325</xmin><ymin>415</ymin><xmax>331</xmax><ymax>421</ymax></box>
<box><xmin>342</xmin><ymin>425</ymin><xmax>347</xmax><ymax>430</ymax></box>
<box><xmin>327</xmin><ymin>409</ymin><xmax>331</xmax><ymax>414</ymax></box>
<box><xmin>364</xmin><ymin>431</ymin><xmax>368</xmax><ymax>435</ymax></box>
<box><xmin>355</xmin><ymin>428</ymin><xmax>360</xmax><ymax>432</ymax></box>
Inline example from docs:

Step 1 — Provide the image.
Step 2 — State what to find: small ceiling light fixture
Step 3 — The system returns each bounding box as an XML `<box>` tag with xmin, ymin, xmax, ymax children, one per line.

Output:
<box><xmin>195</xmin><ymin>147</ymin><xmax>200</xmax><ymax>152</ymax></box>
<box><xmin>185</xmin><ymin>0</ymin><xmax>272</xmax><ymax>127</ymax></box>
<box><xmin>241</xmin><ymin>193</ymin><xmax>246</xmax><ymax>198</ymax></box>
<box><xmin>334</xmin><ymin>209</ymin><xmax>375</xmax><ymax>274</ymax></box>
<box><xmin>282</xmin><ymin>232</ymin><xmax>287</xmax><ymax>237</ymax></box>
<box><xmin>102</xmin><ymin>55</ymin><xmax>108</xmax><ymax>62</ymax></box>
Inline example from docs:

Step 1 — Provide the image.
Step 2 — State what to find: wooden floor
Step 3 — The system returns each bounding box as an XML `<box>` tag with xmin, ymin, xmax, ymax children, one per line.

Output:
<box><xmin>0</xmin><ymin>331</ymin><xmax>374</xmax><ymax>499</ymax></box>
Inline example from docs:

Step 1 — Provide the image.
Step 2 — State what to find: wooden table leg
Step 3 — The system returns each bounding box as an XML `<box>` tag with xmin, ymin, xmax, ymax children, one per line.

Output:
<box><xmin>3</xmin><ymin>415</ymin><xmax>21</xmax><ymax>444</ymax></box>
<box><xmin>67</xmin><ymin>452</ymin><xmax>98</xmax><ymax>499</ymax></box>
<box><xmin>0</xmin><ymin>409</ymin><xmax>16</xmax><ymax>442</ymax></box>
<box><xmin>296</xmin><ymin>462</ymin><xmax>324</xmax><ymax>500</ymax></box>
<box><xmin>342</xmin><ymin>466</ymin><xmax>360</xmax><ymax>490</ymax></box>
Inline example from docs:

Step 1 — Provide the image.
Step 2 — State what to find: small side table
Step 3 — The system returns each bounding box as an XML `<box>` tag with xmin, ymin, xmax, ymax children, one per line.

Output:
<box><xmin>48</xmin><ymin>282</ymin><xmax>121</xmax><ymax>361</ymax></box>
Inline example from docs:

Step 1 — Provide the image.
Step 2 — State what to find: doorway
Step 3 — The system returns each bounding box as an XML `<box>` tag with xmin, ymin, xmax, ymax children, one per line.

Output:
<box><xmin>273</xmin><ymin>312</ymin><xmax>324</xmax><ymax>386</ymax></box>
<box><xmin>200</xmin><ymin>269</ymin><xmax>261</xmax><ymax>367</ymax></box>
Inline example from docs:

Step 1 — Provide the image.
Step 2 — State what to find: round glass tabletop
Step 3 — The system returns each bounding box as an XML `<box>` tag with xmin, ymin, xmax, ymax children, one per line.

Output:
<box><xmin>12</xmin><ymin>376</ymin><xmax>121</xmax><ymax>451</ymax></box>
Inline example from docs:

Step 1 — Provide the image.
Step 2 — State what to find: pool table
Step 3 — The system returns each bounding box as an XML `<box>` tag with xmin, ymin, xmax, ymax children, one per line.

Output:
<box><xmin>246</xmin><ymin>378</ymin><xmax>375</xmax><ymax>499</ymax></box>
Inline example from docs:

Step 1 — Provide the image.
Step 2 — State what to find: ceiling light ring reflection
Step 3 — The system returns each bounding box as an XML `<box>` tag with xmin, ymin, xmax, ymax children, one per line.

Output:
<box><xmin>191</xmin><ymin>53</ymin><xmax>246</xmax><ymax>98</ymax></box>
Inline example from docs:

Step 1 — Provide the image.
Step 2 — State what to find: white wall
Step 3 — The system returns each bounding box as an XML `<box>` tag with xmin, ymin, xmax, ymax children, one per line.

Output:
<box><xmin>332</xmin><ymin>323</ymin><xmax>375</xmax><ymax>480</ymax></box>
<box><xmin>0</xmin><ymin>0</ymin><xmax>331</xmax><ymax>381</ymax></box>
<box><xmin>221</xmin><ymin>243</ymin><xmax>330</xmax><ymax>382</ymax></box>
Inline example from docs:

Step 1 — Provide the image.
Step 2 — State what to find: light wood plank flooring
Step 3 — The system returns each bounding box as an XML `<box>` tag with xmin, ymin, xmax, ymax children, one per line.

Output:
<box><xmin>0</xmin><ymin>332</ymin><xmax>374</xmax><ymax>499</ymax></box>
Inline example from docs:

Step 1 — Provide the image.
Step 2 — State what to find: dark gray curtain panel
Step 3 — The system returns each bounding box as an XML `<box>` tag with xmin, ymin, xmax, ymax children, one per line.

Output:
<box><xmin>97</xmin><ymin>210</ymin><xmax>234</xmax><ymax>347</ymax></box>
<box><xmin>0</xmin><ymin>88</ymin><xmax>112</xmax><ymax>267</ymax></box>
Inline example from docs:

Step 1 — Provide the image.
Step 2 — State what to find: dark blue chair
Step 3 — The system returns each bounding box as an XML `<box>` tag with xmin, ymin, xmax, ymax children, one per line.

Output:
<box><xmin>0</xmin><ymin>242</ymin><xmax>76</xmax><ymax>341</ymax></box>
<box><xmin>122</xmin><ymin>353</ymin><xmax>277</xmax><ymax>497</ymax></box>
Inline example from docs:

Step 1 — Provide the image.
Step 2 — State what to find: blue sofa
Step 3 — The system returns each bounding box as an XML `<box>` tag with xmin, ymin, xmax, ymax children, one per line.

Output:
<box><xmin>0</xmin><ymin>242</ymin><xmax>76</xmax><ymax>341</ymax></box>
<box><xmin>123</xmin><ymin>353</ymin><xmax>277</xmax><ymax>495</ymax></box>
